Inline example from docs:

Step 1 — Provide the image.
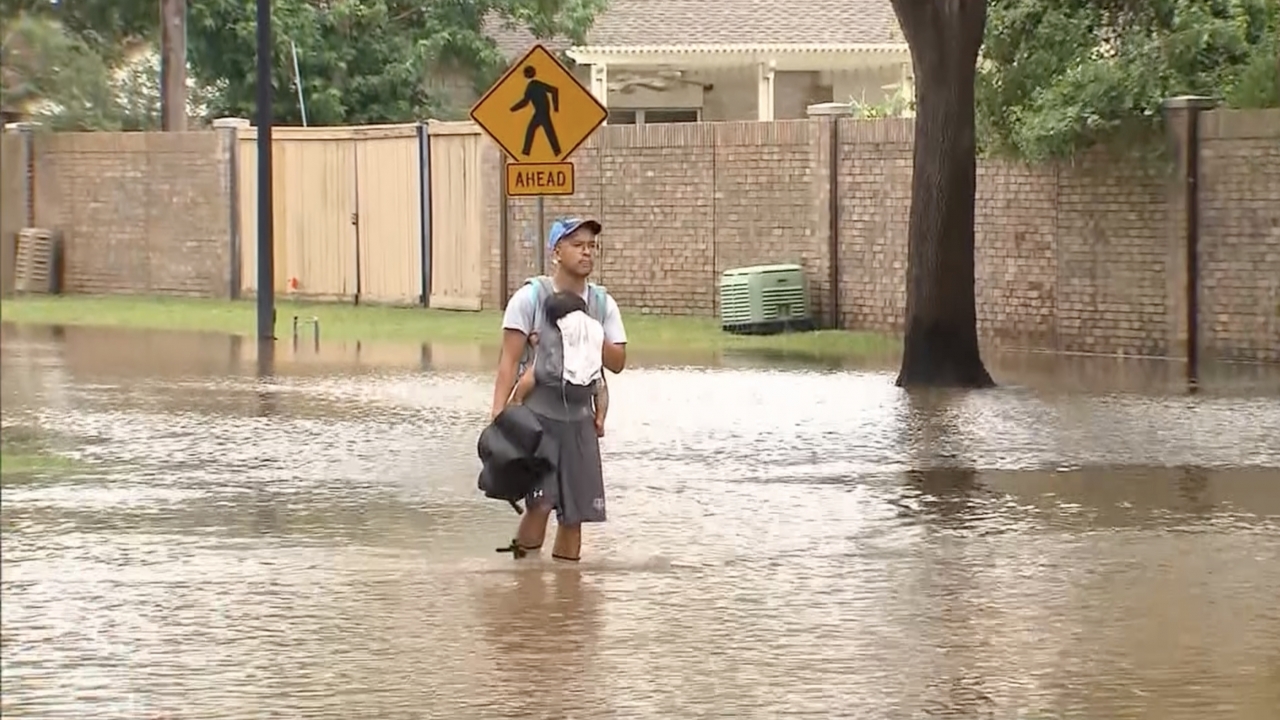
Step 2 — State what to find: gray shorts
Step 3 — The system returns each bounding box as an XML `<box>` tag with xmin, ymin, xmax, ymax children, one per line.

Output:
<box><xmin>523</xmin><ymin>386</ymin><xmax>607</xmax><ymax>525</ymax></box>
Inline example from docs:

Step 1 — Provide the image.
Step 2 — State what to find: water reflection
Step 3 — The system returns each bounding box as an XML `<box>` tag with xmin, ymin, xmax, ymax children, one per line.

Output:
<box><xmin>2</xmin><ymin>324</ymin><xmax>1280</xmax><ymax>719</ymax></box>
<box><xmin>1177</xmin><ymin>466</ymin><xmax>1212</xmax><ymax>514</ymax></box>
<box><xmin>903</xmin><ymin>468</ymin><xmax>983</xmax><ymax>526</ymax></box>
<box><xmin>470</xmin><ymin>568</ymin><xmax>609</xmax><ymax>717</ymax></box>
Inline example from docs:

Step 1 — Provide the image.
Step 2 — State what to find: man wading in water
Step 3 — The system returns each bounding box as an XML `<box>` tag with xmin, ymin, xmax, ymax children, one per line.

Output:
<box><xmin>489</xmin><ymin>217</ymin><xmax>627</xmax><ymax>562</ymax></box>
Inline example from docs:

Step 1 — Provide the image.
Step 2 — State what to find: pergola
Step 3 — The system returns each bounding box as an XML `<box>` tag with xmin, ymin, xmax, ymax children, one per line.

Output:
<box><xmin>567</xmin><ymin>43</ymin><xmax>913</xmax><ymax>121</ymax></box>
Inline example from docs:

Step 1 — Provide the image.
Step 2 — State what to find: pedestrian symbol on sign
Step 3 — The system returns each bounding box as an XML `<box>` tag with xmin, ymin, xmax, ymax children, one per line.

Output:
<box><xmin>510</xmin><ymin>66</ymin><xmax>561</xmax><ymax>157</ymax></box>
<box><xmin>469</xmin><ymin>43</ymin><xmax>607</xmax><ymax>165</ymax></box>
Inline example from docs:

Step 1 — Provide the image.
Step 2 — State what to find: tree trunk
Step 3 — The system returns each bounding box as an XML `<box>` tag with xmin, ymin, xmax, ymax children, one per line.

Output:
<box><xmin>891</xmin><ymin>0</ymin><xmax>994</xmax><ymax>388</ymax></box>
<box><xmin>159</xmin><ymin>0</ymin><xmax>188</xmax><ymax>132</ymax></box>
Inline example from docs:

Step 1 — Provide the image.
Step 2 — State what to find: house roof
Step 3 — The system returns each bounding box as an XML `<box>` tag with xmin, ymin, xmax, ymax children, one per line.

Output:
<box><xmin>485</xmin><ymin>0</ymin><xmax>904</xmax><ymax>58</ymax></box>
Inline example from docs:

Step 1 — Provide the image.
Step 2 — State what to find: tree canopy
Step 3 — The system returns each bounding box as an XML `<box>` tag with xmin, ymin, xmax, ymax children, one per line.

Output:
<box><xmin>1</xmin><ymin>10</ymin><xmax>163</xmax><ymax>130</ymax></box>
<box><xmin>185</xmin><ymin>0</ymin><xmax>605</xmax><ymax>125</ymax></box>
<box><xmin>2</xmin><ymin>0</ymin><xmax>605</xmax><ymax>128</ymax></box>
<box><xmin>3</xmin><ymin>0</ymin><xmax>1276</xmax><ymax>145</ymax></box>
<box><xmin>977</xmin><ymin>0</ymin><xmax>1280</xmax><ymax>160</ymax></box>
<box><xmin>0</xmin><ymin>0</ymin><xmax>156</xmax><ymax>60</ymax></box>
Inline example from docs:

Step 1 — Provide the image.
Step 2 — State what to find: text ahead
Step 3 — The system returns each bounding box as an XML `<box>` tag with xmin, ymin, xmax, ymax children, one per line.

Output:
<box><xmin>506</xmin><ymin>162</ymin><xmax>575</xmax><ymax>197</ymax></box>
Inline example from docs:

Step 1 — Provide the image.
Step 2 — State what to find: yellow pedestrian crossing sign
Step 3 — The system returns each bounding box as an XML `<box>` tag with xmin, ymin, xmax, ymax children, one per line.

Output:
<box><xmin>469</xmin><ymin>44</ymin><xmax>608</xmax><ymax>164</ymax></box>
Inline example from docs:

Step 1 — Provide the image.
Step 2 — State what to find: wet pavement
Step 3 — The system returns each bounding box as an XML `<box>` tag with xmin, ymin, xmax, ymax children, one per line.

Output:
<box><xmin>2</xmin><ymin>323</ymin><xmax>1279</xmax><ymax>719</ymax></box>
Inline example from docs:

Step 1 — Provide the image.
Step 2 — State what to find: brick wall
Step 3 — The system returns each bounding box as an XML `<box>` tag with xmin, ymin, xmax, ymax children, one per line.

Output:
<box><xmin>11</xmin><ymin>108</ymin><xmax>1279</xmax><ymax>364</ymax></box>
<box><xmin>486</xmin><ymin>110</ymin><xmax>1280</xmax><ymax>362</ymax></box>
<box><xmin>1197</xmin><ymin>111</ymin><xmax>1280</xmax><ymax>363</ymax></box>
<box><xmin>831</xmin><ymin>131</ymin><xmax>1176</xmax><ymax>356</ymax></box>
<box><xmin>30</xmin><ymin>131</ymin><xmax>231</xmax><ymax>297</ymax></box>
<box><xmin>835</xmin><ymin>119</ymin><xmax>910</xmax><ymax>334</ymax></box>
<box><xmin>499</xmin><ymin>121</ymin><xmax>830</xmax><ymax>321</ymax></box>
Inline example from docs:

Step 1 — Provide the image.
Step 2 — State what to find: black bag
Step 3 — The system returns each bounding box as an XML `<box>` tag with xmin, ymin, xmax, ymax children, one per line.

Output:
<box><xmin>477</xmin><ymin>404</ymin><xmax>555</xmax><ymax>514</ymax></box>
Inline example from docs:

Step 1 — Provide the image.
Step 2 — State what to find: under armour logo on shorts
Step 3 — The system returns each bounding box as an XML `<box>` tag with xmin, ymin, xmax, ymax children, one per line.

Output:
<box><xmin>592</xmin><ymin>498</ymin><xmax>605</xmax><ymax>511</ymax></box>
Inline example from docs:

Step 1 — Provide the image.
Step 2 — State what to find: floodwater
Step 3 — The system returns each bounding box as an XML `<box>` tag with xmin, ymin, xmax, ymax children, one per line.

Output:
<box><xmin>2</xmin><ymin>323</ymin><xmax>1279</xmax><ymax>720</ymax></box>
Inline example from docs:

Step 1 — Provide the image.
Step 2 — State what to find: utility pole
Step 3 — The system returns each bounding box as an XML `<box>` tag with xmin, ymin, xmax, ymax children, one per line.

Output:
<box><xmin>256</xmin><ymin>0</ymin><xmax>276</xmax><ymax>343</ymax></box>
<box><xmin>159</xmin><ymin>0</ymin><xmax>188</xmax><ymax>131</ymax></box>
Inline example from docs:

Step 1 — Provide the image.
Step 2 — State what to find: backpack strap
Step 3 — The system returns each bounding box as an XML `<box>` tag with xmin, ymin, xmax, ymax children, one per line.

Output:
<box><xmin>517</xmin><ymin>276</ymin><xmax>555</xmax><ymax>374</ymax></box>
<box><xmin>526</xmin><ymin>275</ymin><xmax>607</xmax><ymax>326</ymax></box>
<box><xmin>523</xmin><ymin>276</ymin><xmax>555</xmax><ymax>332</ymax></box>
<box><xmin>586</xmin><ymin>283</ymin><xmax>609</xmax><ymax>325</ymax></box>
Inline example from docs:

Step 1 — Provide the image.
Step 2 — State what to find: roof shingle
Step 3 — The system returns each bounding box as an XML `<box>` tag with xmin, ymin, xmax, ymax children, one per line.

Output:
<box><xmin>485</xmin><ymin>0</ymin><xmax>903</xmax><ymax>58</ymax></box>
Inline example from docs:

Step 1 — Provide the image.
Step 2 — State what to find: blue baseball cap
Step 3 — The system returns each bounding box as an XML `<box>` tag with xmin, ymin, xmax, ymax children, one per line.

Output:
<box><xmin>547</xmin><ymin>217</ymin><xmax>602</xmax><ymax>251</ymax></box>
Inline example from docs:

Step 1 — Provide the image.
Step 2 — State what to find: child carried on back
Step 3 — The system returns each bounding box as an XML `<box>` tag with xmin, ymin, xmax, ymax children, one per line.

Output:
<box><xmin>510</xmin><ymin>290</ymin><xmax>610</xmax><ymax>437</ymax></box>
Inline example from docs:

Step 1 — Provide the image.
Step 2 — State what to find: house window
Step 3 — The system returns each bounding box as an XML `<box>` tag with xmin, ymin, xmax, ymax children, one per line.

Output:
<box><xmin>607</xmin><ymin>109</ymin><xmax>638</xmax><ymax>125</ymax></box>
<box><xmin>606</xmin><ymin>108</ymin><xmax>701</xmax><ymax>126</ymax></box>
<box><xmin>640</xmin><ymin>108</ymin><xmax>700</xmax><ymax>125</ymax></box>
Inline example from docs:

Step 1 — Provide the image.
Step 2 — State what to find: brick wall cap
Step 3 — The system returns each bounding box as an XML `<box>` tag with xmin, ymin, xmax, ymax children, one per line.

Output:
<box><xmin>807</xmin><ymin>102</ymin><xmax>855</xmax><ymax>117</ymax></box>
<box><xmin>1162</xmin><ymin>96</ymin><xmax>1217</xmax><ymax>110</ymax></box>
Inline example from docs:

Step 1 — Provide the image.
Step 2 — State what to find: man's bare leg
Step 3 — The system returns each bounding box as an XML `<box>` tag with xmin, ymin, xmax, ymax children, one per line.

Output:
<box><xmin>514</xmin><ymin>503</ymin><xmax>553</xmax><ymax>556</ymax></box>
<box><xmin>552</xmin><ymin>524</ymin><xmax>582</xmax><ymax>562</ymax></box>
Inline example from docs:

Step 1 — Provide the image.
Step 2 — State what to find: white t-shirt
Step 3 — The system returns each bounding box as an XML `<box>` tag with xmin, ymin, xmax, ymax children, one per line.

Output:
<box><xmin>501</xmin><ymin>282</ymin><xmax>628</xmax><ymax>345</ymax></box>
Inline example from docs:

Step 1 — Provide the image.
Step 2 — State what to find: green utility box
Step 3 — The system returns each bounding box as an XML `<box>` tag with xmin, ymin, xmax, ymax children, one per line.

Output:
<box><xmin>719</xmin><ymin>263</ymin><xmax>814</xmax><ymax>335</ymax></box>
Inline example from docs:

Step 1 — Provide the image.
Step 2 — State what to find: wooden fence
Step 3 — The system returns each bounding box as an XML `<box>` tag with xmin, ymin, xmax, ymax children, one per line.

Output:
<box><xmin>233</xmin><ymin>121</ymin><xmax>490</xmax><ymax>309</ymax></box>
<box><xmin>425</xmin><ymin>122</ymin><xmax>489</xmax><ymax>311</ymax></box>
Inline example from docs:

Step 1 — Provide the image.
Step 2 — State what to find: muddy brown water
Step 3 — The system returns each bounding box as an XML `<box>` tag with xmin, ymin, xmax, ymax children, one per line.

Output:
<box><xmin>2</xmin><ymin>323</ymin><xmax>1279</xmax><ymax>719</ymax></box>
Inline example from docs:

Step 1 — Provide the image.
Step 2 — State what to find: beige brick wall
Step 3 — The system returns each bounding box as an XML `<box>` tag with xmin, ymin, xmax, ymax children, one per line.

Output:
<box><xmin>1197</xmin><ymin>110</ymin><xmax>1280</xmax><ymax>363</ymax></box>
<box><xmin>15</xmin><ymin>108</ymin><xmax>1279</xmax><ymax>364</ymax></box>
<box><xmin>483</xmin><ymin>111</ymin><xmax>1280</xmax><ymax>363</ymax></box>
<box><xmin>31</xmin><ymin>131</ymin><xmax>231</xmax><ymax>298</ymax></box>
<box><xmin>1051</xmin><ymin>156</ymin><xmax>1172</xmax><ymax>356</ymax></box>
<box><xmin>492</xmin><ymin>121</ymin><xmax>828</xmax><ymax>321</ymax></box>
<box><xmin>836</xmin><ymin>119</ymin><xmax>910</xmax><ymax>332</ymax></box>
<box><xmin>830</xmin><ymin>124</ymin><xmax>1179</xmax><ymax>356</ymax></box>
<box><xmin>973</xmin><ymin>161</ymin><xmax>1058</xmax><ymax>350</ymax></box>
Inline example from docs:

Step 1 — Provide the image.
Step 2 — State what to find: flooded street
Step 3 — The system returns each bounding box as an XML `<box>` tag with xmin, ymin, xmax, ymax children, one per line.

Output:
<box><xmin>3</xmin><ymin>324</ymin><xmax>1279</xmax><ymax>719</ymax></box>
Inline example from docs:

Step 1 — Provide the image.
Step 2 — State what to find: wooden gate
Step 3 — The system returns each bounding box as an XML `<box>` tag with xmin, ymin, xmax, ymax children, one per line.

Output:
<box><xmin>236</xmin><ymin>124</ymin><xmax>422</xmax><ymax>304</ymax></box>
<box><xmin>426</xmin><ymin>122</ymin><xmax>487</xmax><ymax>311</ymax></box>
<box><xmin>355</xmin><ymin>129</ymin><xmax>423</xmax><ymax>304</ymax></box>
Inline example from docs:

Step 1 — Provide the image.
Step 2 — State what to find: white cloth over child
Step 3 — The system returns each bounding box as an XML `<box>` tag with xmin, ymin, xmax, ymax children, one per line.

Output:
<box><xmin>557</xmin><ymin>310</ymin><xmax>604</xmax><ymax>386</ymax></box>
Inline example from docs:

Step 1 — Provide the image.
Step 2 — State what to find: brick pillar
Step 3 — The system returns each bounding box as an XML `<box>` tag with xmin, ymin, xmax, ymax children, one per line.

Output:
<box><xmin>808</xmin><ymin>102</ymin><xmax>854</xmax><ymax>328</ymax></box>
<box><xmin>1</xmin><ymin>122</ymin><xmax>38</xmax><ymax>297</ymax></box>
<box><xmin>213</xmin><ymin>117</ymin><xmax>251</xmax><ymax>299</ymax></box>
<box><xmin>14</xmin><ymin>121</ymin><xmax>38</xmax><ymax>226</ymax></box>
<box><xmin>1162</xmin><ymin>95</ymin><xmax>1215</xmax><ymax>388</ymax></box>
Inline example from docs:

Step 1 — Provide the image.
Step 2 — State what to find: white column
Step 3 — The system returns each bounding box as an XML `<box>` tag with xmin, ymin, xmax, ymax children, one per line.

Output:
<box><xmin>756</xmin><ymin>60</ymin><xmax>776</xmax><ymax>121</ymax></box>
<box><xmin>899</xmin><ymin>61</ymin><xmax>916</xmax><ymax>117</ymax></box>
<box><xmin>590</xmin><ymin>64</ymin><xmax>609</xmax><ymax>108</ymax></box>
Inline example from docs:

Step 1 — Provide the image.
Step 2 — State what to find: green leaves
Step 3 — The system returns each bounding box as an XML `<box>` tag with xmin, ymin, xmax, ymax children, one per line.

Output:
<box><xmin>3</xmin><ymin>0</ymin><xmax>606</xmax><ymax>128</ymax></box>
<box><xmin>0</xmin><ymin>0</ymin><xmax>157</xmax><ymax>61</ymax></box>
<box><xmin>0</xmin><ymin>11</ymin><xmax>160</xmax><ymax>130</ymax></box>
<box><xmin>977</xmin><ymin>0</ymin><xmax>1279</xmax><ymax>160</ymax></box>
<box><xmin>186</xmin><ymin>0</ymin><xmax>607</xmax><ymax>125</ymax></box>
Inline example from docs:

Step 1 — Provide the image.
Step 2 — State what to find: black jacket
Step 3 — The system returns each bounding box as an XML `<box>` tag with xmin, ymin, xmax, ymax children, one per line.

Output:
<box><xmin>476</xmin><ymin>404</ymin><xmax>557</xmax><ymax>514</ymax></box>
